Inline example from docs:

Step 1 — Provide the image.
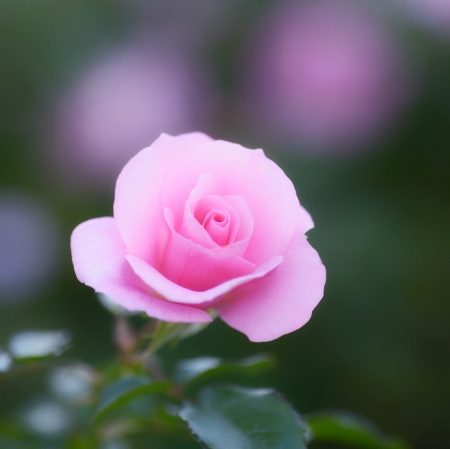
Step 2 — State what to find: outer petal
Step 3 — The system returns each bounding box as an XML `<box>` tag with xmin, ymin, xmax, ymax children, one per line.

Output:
<box><xmin>70</xmin><ymin>217</ymin><xmax>211</xmax><ymax>323</ymax></box>
<box><xmin>126</xmin><ymin>254</ymin><xmax>282</xmax><ymax>306</ymax></box>
<box><xmin>298</xmin><ymin>206</ymin><xmax>314</xmax><ymax>234</ymax></box>
<box><xmin>215</xmin><ymin>230</ymin><xmax>326</xmax><ymax>342</ymax></box>
<box><xmin>113</xmin><ymin>132</ymin><xmax>213</xmax><ymax>266</ymax></box>
<box><xmin>160</xmin><ymin>140</ymin><xmax>307</xmax><ymax>264</ymax></box>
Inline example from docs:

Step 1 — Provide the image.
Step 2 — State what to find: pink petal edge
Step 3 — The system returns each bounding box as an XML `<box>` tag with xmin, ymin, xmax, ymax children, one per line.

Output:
<box><xmin>126</xmin><ymin>254</ymin><xmax>283</xmax><ymax>306</ymax></box>
<box><xmin>70</xmin><ymin>217</ymin><xmax>211</xmax><ymax>323</ymax></box>
<box><xmin>215</xmin><ymin>229</ymin><xmax>326</xmax><ymax>342</ymax></box>
<box><xmin>114</xmin><ymin>132</ymin><xmax>213</xmax><ymax>266</ymax></box>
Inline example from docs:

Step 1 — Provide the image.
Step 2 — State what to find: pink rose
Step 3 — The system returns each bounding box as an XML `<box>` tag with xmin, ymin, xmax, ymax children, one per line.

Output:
<box><xmin>71</xmin><ymin>133</ymin><xmax>325</xmax><ymax>342</ymax></box>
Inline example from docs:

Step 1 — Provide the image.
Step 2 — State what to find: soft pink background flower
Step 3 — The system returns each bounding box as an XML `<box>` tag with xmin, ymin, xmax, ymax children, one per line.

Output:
<box><xmin>48</xmin><ymin>40</ymin><xmax>216</xmax><ymax>191</ymax></box>
<box><xmin>397</xmin><ymin>0</ymin><xmax>450</xmax><ymax>38</ymax></box>
<box><xmin>241</xmin><ymin>0</ymin><xmax>412</xmax><ymax>153</ymax></box>
<box><xmin>71</xmin><ymin>133</ymin><xmax>326</xmax><ymax>342</ymax></box>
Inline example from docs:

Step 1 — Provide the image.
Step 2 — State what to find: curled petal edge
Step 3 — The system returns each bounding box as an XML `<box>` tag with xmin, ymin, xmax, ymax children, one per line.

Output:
<box><xmin>216</xmin><ymin>231</ymin><xmax>326</xmax><ymax>342</ymax></box>
<box><xmin>71</xmin><ymin>216</ymin><xmax>212</xmax><ymax>323</ymax></box>
<box><xmin>126</xmin><ymin>254</ymin><xmax>283</xmax><ymax>306</ymax></box>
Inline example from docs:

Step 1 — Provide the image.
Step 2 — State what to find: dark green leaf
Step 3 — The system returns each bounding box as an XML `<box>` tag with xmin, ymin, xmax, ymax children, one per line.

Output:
<box><xmin>179</xmin><ymin>385</ymin><xmax>308</xmax><ymax>449</ymax></box>
<box><xmin>174</xmin><ymin>354</ymin><xmax>276</xmax><ymax>386</ymax></box>
<box><xmin>94</xmin><ymin>376</ymin><xmax>171</xmax><ymax>421</ymax></box>
<box><xmin>67</xmin><ymin>435</ymin><xmax>98</xmax><ymax>449</ymax></box>
<box><xmin>305</xmin><ymin>411</ymin><xmax>411</xmax><ymax>449</ymax></box>
<box><xmin>0</xmin><ymin>420</ymin><xmax>32</xmax><ymax>439</ymax></box>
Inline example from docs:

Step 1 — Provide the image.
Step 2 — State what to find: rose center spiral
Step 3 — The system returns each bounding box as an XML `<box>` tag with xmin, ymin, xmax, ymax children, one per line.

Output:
<box><xmin>196</xmin><ymin>205</ymin><xmax>231</xmax><ymax>246</ymax></box>
<box><xmin>204</xmin><ymin>210</ymin><xmax>227</xmax><ymax>226</ymax></box>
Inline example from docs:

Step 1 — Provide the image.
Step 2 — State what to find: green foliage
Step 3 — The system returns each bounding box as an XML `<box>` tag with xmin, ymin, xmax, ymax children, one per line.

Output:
<box><xmin>179</xmin><ymin>385</ymin><xmax>308</xmax><ymax>449</ymax></box>
<box><xmin>94</xmin><ymin>376</ymin><xmax>171</xmax><ymax>422</ymax></box>
<box><xmin>174</xmin><ymin>354</ymin><xmax>276</xmax><ymax>386</ymax></box>
<box><xmin>147</xmin><ymin>321</ymin><xmax>210</xmax><ymax>355</ymax></box>
<box><xmin>67</xmin><ymin>435</ymin><xmax>98</xmax><ymax>449</ymax></box>
<box><xmin>0</xmin><ymin>420</ymin><xmax>32</xmax><ymax>440</ymax></box>
<box><xmin>305</xmin><ymin>411</ymin><xmax>411</xmax><ymax>449</ymax></box>
<box><xmin>0</xmin><ymin>319</ymin><xmax>414</xmax><ymax>448</ymax></box>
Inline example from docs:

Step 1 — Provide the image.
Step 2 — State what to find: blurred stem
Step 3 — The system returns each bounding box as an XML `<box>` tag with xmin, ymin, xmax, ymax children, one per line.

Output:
<box><xmin>138</xmin><ymin>318</ymin><xmax>211</xmax><ymax>366</ymax></box>
<box><xmin>139</xmin><ymin>320</ymin><xmax>170</xmax><ymax>361</ymax></box>
<box><xmin>143</xmin><ymin>357</ymin><xmax>167</xmax><ymax>382</ymax></box>
<box><xmin>137</xmin><ymin>318</ymin><xmax>159</xmax><ymax>341</ymax></box>
<box><xmin>111</xmin><ymin>316</ymin><xmax>171</xmax><ymax>380</ymax></box>
<box><xmin>112</xmin><ymin>317</ymin><xmax>210</xmax><ymax>385</ymax></box>
<box><xmin>113</xmin><ymin>315</ymin><xmax>137</xmax><ymax>365</ymax></box>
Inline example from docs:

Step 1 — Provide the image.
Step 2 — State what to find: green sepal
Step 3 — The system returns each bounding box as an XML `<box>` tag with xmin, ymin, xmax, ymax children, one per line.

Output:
<box><xmin>147</xmin><ymin>321</ymin><xmax>210</xmax><ymax>356</ymax></box>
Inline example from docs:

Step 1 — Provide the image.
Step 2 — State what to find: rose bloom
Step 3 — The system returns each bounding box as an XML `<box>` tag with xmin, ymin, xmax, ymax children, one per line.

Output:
<box><xmin>71</xmin><ymin>133</ymin><xmax>326</xmax><ymax>342</ymax></box>
<box><xmin>242</xmin><ymin>0</ymin><xmax>411</xmax><ymax>152</ymax></box>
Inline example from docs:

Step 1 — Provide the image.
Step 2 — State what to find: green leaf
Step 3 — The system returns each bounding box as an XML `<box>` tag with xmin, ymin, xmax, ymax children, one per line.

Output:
<box><xmin>0</xmin><ymin>420</ymin><xmax>32</xmax><ymax>439</ymax></box>
<box><xmin>94</xmin><ymin>376</ymin><xmax>171</xmax><ymax>422</ymax></box>
<box><xmin>305</xmin><ymin>411</ymin><xmax>411</xmax><ymax>449</ymax></box>
<box><xmin>67</xmin><ymin>435</ymin><xmax>98</xmax><ymax>449</ymax></box>
<box><xmin>179</xmin><ymin>385</ymin><xmax>308</xmax><ymax>449</ymax></box>
<box><xmin>174</xmin><ymin>354</ymin><xmax>276</xmax><ymax>386</ymax></box>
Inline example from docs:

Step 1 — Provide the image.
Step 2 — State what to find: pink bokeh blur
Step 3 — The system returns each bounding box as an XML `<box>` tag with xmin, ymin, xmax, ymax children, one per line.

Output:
<box><xmin>0</xmin><ymin>191</ymin><xmax>61</xmax><ymax>303</ymax></box>
<box><xmin>47</xmin><ymin>38</ymin><xmax>217</xmax><ymax>191</ymax></box>
<box><xmin>241</xmin><ymin>0</ymin><xmax>415</xmax><ymax>154</ymax></box>
<box><xmin>397</xmin><ymin>0</ymin><xmax>450</xmax><ymax>37</ymax></box>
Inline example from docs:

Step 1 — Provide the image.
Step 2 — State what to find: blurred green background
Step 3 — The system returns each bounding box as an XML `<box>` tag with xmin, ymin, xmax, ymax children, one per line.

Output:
<box><xmin>0</xmin><ymin>0</ymin><xmax>449</xmax><ymax>448</ymax></box>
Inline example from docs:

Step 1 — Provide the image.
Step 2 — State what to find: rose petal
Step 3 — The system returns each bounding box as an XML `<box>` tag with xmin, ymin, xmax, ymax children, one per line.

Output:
<box><xmin>179</xmin><ymin>173</ymin><xmax>253</xmax><ymax>257</ymax></box>
<box><xmin>202</xmin><ymin>207</ymin><xmax>231</xmax><ymax>246</ymax></box>
<box><xmin>298</xmin><ymin>206</ymin><xmax>314</xmax><ymax>235</ymax></box>
<box><xmin>221</xmin><ymin>195</ymin><xmax>254</xmax><ymax>243</ymax></box>
<box><xmin>189</xmin><ymin>194</ymin><xmax>255</xmax><ymax>258</ymax></box>
<box><xmin>161</xmin><ymin>209</ymin><xmax>256</xmax><ymax>291</ymax></box>
<box><xmin>114</xmin><ymin>132</ymin><xmax>213</xmax><ymax>266</ymax></box>
<box><xmin>126</xmin><ymin>253</ymin><xmax>283</xmax><ymax>306</ymax></box>
<box><xmin>70</xmin><ymin>217</ymin><xmax>212</xmax><ymax>322</ymax></box>
<box><xmin>215</xmin><ymin>229</ymin><xmax>326</xmax><ymax>342</ymax></box>
<box><xmin>195</xmin><ymin>196</ymin><xmax>236</xmax><ymax>246</ymax></box>
<box><xmin>179</xmin><ymin>173</ymin><xmax>220</xmax><ymax>249</ymax></box>
<box><xmin>160</xmin><ymin>140</ymin><xmax>307</xmax><ymax>264</ymax></box>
